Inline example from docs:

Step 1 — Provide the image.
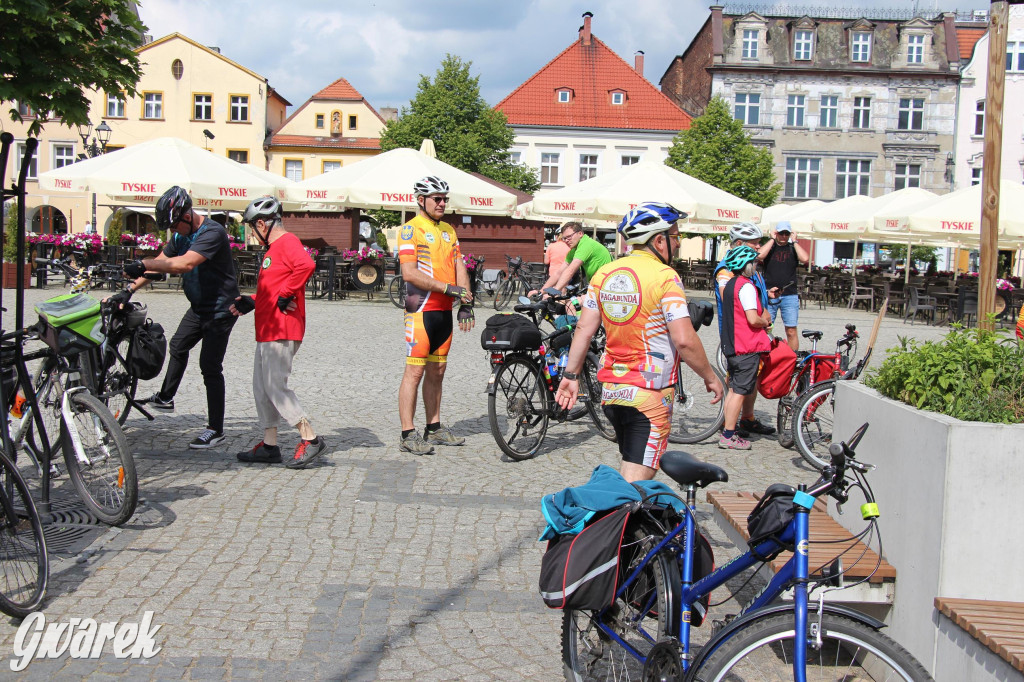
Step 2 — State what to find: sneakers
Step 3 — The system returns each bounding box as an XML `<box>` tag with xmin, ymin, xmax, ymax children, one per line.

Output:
<box><xmin>189</xmin><ymin>429</ymin><xmax>225</xmax><ymax>450</ymax></box>
<box><xmin>286</xmin><ymin>436</ymin><xmax>327</xmax><ymax>469</ymax></box>
<box><xmin>400</xmin><ymin>432</ymin><xmax>435</xmax><ymax>456</ymax></box>
<box><xmin>424</xmin><ymin>425</ymin><xmax>465</xmax><ymax>446</ymax></box>
<box><xmin>237</xmin><ymin>441</ymin><xmax>282</xmax><ymax>464</ymax></box>
<box><xmin>718</xmin><ymin>434</ymin><xmax>752</xmax><ymax>450</ymax></box>
<box><xmin>141</xmin><ymin>393</ymin><xmax>174</xmax><ymax>411</ymax></box>
<box><xmin>738</xmin><ymin>418</ymin><xmax>776</xmax><ymax>437</ymax></box>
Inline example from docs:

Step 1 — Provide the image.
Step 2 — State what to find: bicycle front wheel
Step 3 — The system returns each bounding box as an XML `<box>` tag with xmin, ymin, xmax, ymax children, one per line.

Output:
<box><xmin>26</xmin><ymin>358</ymin><xmax>64</xmax><ymax>461</ymax></box>
<box><xmin>668</xmin><ymin>365</ymin><xmax>727</xmax><ymax>444</ymax></box>
<box><xmin>581</xmin><ymin>353</ymin><xmax>616</xmax><ymax>441</ymax></box>
<box><xmin>0</xmin><ymin>452</ymin><xmax>48</xmax><ymax>618</ymax></box>
<box><xmin>388</xmin><ymin>276</ymin><xmax>406</xmax><ymax>309</ymax></box>
<box><xmin>487</xmin><ymin>356</ymin><xmax>549</xmax><ymax>460</ymax></box>
<box><xmin>791</xmin><ymin>380</ymin><xmax>837</xmax><ymax>470</ymax></box>
<box><xmin>693</xmin><ymin>612</ymin><xmax>932</xmax><ymax>682</ymax></box>
<box><xmin>61</xmin><ymin>391</ymin><xmax>138</xmax><ymax>525</ymax></box>
<box><xmin>100</xmin><ymin>340</ymin><xmax>138</xmax><ymax>426</ymax></box>
<box><xmin>493</xmin><ymin>277</ymin><xmax>519</xmax><ymax>311</ymax></box>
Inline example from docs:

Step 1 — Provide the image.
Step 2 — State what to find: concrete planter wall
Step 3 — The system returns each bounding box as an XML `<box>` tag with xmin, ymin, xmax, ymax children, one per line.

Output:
<box><xmin>833</xmin><ymin>382</ymin><xmax>1024</xmax><ymax>680</ymax></box>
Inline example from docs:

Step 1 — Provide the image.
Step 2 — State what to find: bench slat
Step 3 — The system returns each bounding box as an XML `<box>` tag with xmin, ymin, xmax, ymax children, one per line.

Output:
<box><xmin>934</xmin><ymin>597</ymin><xmax>1024</xmax><ymax>673</ymax></box>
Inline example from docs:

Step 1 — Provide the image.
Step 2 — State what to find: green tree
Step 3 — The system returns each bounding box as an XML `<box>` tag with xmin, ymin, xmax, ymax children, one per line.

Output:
<box><xmin>665</xmin><ymin>96</ymin><xmax>780</xmax><ymax>208</ymax></box>
<box><xmin>0</xmin><ymin>0</ymin><xmax>145</xmax><ymax>136</ymax></box>
<box><xmin>886</xmin><ymin>243</ymin><xmax>937</xmax><ymax>270</ymax></box>
<box><xmin>380</xmin><ymin>54</ymin><xmax>539</xmax><ymax>193</ymax></box>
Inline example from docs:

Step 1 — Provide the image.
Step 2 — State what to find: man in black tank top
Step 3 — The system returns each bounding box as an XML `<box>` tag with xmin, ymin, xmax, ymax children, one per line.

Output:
<box><xmin>757</xmin><ymin>221</ymin><xmax>809</xmax><ymax>352</ymax></box>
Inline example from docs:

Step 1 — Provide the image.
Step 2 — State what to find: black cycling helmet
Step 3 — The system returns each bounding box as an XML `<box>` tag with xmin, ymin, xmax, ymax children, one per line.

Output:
<box><xmin>156</xmin><ymin>186</ymin><xmax>192</xmax><ymax>231</ymax></box>
<box><xmin>243</xmin><ymin>196</ymin><xmax>283</xmax><ymax>246</ymax></box>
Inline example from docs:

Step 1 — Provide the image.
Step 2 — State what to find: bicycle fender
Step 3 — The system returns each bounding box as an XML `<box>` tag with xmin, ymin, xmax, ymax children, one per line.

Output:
<box><xmin>486</xmin><ymin>368</ymin><xmax>500</xmax><ymax>396</ymax></box>
<box><xmin>682</xmin><ymin>602</ymin><xmax>886</xmax><ymax>680</ymax></box>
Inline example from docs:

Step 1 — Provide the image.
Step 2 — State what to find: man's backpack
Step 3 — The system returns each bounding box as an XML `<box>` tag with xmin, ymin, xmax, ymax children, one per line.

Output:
<box><xmin>129</xmin><ymin>320</ymin><xmax>167</xmax><ymax>380</ymax></box>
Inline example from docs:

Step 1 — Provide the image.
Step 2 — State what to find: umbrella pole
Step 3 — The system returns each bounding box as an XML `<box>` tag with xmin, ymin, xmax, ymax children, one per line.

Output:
<box><xmin>904</xmin><ymin>237</ymin><xmax>912</xmax><ymax>287</ymax></box>
<box><xmin>953</xmin><ymin>246</ymin><xmax>960</xmax><ymax>283</ymax></box>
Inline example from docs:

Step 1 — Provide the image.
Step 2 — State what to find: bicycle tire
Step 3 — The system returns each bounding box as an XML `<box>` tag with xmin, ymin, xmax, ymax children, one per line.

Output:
<box><xmin>668</xmin><ymin>365</ymin><xmax>727</xmax><ymax>444</ymax></box>
<box><xmin>581</xmin><ymin>353</ymin><xmax>616</xmax><ymax>441</ymax></box>
<box><xmin>0</xmin><ymin>451</ymin><xmax>48</xmax><ymax>618</ymax></box>
<box><xmin>791</xmin><ymin>380</ymin><xmax>837</xmax><ymax>470</ymax></box>
<box><xmin>61</xmin><ymin>391</ymin><xmax>138</xmax><ymax>526</ymax></box>
<box><xmin>562</xmin><ymin>522</ymin><xmax>678</xmax><ymax>681</ymax></box>
<box><xmin>715</xmin><ymin>342</ymin><xmax>727</xmax><ymax>375</ymax></box>
<box><xmin>99</xmin><ymin>338</ymin><xmax>138</xmax><ymax>426</ymax></box>
<box><xmin>388</xmin><ymin>276</ymin><xmax>406</xmax><ymax>309</ymax></box>
<box><xmin>487</xmin><ymin>356</ymin><xmax>549</xmax><ymax>460</ymax></box>
<box><xmin>693</xmin><ymin>611</ymin><xmax>933</xmax><ymax>682</ymax></box>
<box><xmin>776</xmin><ymin>396</ymin><xmax>795</xmax><ymax>449</ymax></box>
<box><xmin>493</xmin><ymin>277</ymin><xmax>519</xmax><ymax>311</ymax></box>
<box><xmin>26</xmin><ymin>358</ymin><xmax>63</xmax><ymax>461</ymax></box>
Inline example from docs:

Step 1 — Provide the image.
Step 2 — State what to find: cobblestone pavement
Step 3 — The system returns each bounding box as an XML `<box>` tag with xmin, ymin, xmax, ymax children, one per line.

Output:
<box><xmin>0</xmin><ymin>286</ymin><xmax>953</xmax><ymax>679</ymax></box>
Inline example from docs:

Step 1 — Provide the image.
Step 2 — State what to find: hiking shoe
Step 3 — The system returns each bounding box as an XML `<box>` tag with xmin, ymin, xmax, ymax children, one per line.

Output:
<box><xmin>141</xmin><ymin>393</ymin><xmax>174</xmax><ymax>411</ymax></box>
<box><xmin>424</xmin><ymin>425</ymin><xmax>465</xmax><ymax>446</ymax></box>
<box><xmin>189</xmin><ymin>429</ymin><xmax>225</xmax><ymax>450</ymax></box>
<box><xmin>237</xmin><ymin>441</ymin><xmax>282</xmax><ymax>464</ymax></box>
<box><xmin>400</xmin><ymin>432</ymin><xmax>435</xmax><ymax>456</ymax></box>
<box><xmin>286</xmin><ymin>436</ymin><xmax>327</xmax><ymax>469</ymax></box>
<box><xmin>718</xmin><ymin>434</ymin><xmax>752</xmax><ymax>450</ymax></box>
<box><xmin>738</xmin><ymin>418</ymin><xmax>776</xmax><ymax>436</ymax></box>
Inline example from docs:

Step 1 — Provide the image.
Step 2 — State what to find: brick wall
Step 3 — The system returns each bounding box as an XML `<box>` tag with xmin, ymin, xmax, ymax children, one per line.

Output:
<box><xmin>283</xmin><ymin>211</ymin><xmax>360</xmax><ymax>251</ymax></box>
<box><xmin>661</xmin><ymin>23</ymin><xmax>714</xmax><ymax>116</ymax></box>
<box><xmin>452</xmin><ymin>216</ymin><xmax>545</xmax><ymax>272</ymax></box>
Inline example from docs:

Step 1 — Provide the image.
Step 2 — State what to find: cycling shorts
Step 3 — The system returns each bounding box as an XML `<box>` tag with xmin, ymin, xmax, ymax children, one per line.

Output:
<box><xmin>405</xmin><ymin>310</ymin><xmax>453</xmax><ymax>366</ymax></box>
<box><xmin>600</xmin><ymin>383</ymin><xmax>674</xmax><ymax>469</ymax></box>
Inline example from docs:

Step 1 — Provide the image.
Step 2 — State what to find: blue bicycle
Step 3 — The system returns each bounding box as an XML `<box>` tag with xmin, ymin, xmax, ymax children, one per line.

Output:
<box><xmin>560</xmin><ymin>423</ymin><xmax>932</xmax><ymax>681</ymax></box>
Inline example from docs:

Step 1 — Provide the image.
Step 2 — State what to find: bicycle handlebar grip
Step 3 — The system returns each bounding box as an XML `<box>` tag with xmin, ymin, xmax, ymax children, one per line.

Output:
<box><xmin>513</xmin><ymin>304</ymin><xmax>535</xmax><ymax>314</ymax></box>
<box><xmin>33</xmin><ymin>258</ymin><xmax>50</xmax><ymax>266</ymax></box>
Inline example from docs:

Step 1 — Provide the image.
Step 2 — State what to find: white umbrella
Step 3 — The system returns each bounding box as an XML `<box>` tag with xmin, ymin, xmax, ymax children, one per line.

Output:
<box><xmin>38</xmin><ymin>137</ymin><xmax>293</xmax><ymax>211</ymax></box>
<box><xmin>901</xmin><ymin>180</ymin><xmax>1024</xmax><ymax>244</ymax></box>
<box><xmin>757</xmin><ymin>200</ymin><xmax>823</xmax><ymax>233</ymax></box>
<box><xmin>789</xmin><ymin>195</ymin><xmax>874</xmax><ymax>236</ymax></box>
<box><xmin>529</xmin><ymin>160</ymin><xmax>762</xmax><ymax>224</ymax></box>
<box><xmin>287</xmin><ymin>147</ymin><xmax>517</xmax><ymax>216</ymax></box>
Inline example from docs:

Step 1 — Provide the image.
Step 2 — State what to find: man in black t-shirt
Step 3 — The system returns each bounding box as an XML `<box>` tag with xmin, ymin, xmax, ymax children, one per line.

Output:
<box><xmin>757</xmin><ymin>221</ymin><xmax>809</xmax><ymax>352</ymax></box>
<box><xmin>121</xmin><ymin>186</ymin><xmax>240</xmax><ymax>450</ymax></box>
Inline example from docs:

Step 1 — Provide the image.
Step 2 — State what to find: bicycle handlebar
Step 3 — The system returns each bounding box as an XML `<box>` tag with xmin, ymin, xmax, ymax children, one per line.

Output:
<box><xmin>805</xmin><ymin>422</ymin><xmax>873</xmax><ymax>507</ymax></box>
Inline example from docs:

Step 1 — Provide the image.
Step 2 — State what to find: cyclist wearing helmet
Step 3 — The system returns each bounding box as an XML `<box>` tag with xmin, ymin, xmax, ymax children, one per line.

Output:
<box><xmin>231</xmin><ymin>196</ymin><xmax>325</xmax><ymax>469</ymax></box>
<box><xmin>122</xmin><ymin>185</ymin><xmax>240</xmax><ymax>450</ymax></box>
<box><xmin>555</xmin><ymin>202</ymin><xmax>723</xmax><ymax>483</ymax></box>
<box><xmin>719</xmin><ymin>245</ymin><xmax>773</xmax><ymax>450</ymax></box>
<box><xmin>757</xmin><ymin>220</ymin><xmax>809</xmax><ymax>352</ymax></box>
<box><xmin>530</xmin><ymin>221</ymin><xmax>611</xmax><ymax>296</ymax></box>
<box><xmin>396</xmin><ymin>175</ymin><xmax>474</xmax><ymax>455</ymax></box>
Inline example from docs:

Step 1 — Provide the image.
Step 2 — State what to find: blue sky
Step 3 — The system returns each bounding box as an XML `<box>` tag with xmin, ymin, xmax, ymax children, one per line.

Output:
<box><xmin>137</xmin><ymin>1</ymin><xmax>990</xmax><ymax>112</ymax></box>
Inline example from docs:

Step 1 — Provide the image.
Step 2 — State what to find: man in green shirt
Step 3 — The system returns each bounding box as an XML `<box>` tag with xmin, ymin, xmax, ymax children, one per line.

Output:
<box><xmin>532</xmin><ymin>221</ymin><xmax>612</xmax><ymax>295</ymax></box>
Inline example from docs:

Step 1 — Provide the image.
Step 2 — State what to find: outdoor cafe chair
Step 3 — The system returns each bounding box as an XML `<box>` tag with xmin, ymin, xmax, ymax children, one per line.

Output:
<box><xmin>904</xmin><ymin>286</ymin><xmax>937</xmax><ymax>325</ymax></box>
<box><xmin>848</xmin><ymin>278</ymin><xmax>875</xmax><ymax>312</ymax></box>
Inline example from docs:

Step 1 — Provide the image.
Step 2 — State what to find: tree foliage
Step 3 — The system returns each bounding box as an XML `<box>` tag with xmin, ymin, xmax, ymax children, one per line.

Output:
<box><xmin>0</xmin><ymin>0</ymin><xmax>146</xmax><ymax>136</ymax></box>
<box><xmin>380</xmin><ymin>54</ymin><xmax>539</xmax><ymax>194</ymax></box>
<box><xmin>885</xmin><ymin>243</ymin><xmax>938</xmax><ymax>267</ymax></box>
<box><xmin>665</xmin><ymin>96</ymin><xmax>780</xmax><ymax>208</ymax></box>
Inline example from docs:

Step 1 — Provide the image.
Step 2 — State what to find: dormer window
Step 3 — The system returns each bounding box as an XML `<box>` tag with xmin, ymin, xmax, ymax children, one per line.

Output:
<box><xmin>852</xmin><ymin>32</ymin><xmax>872</xmax><ymax>63</ymax></box>
<box><xmin>557</xmin><ymin>90</ymin><xmax>571</xmax><ymax>103</ymax></box>
<box><xmin>611</xmin><ymin>91</ymin><xmax>625</xmax><ymax>105</ymax></box>
<box><xmin>907</xmin><ymin>33</ymin><xmax>925</xmax><ymax>64</ymax></box>
<box><xmin>742</xmin><ymin>29</ymin><xmax>759</xmax><ymax>59</ymax></box>
<box><xmin>794</xmin><ymin>30</ymin><xmax>814</xmax><ymax>60</ymax></box>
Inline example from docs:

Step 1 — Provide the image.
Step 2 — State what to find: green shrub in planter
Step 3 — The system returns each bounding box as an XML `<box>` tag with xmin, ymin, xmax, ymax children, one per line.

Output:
<box><xmin>865</xmin><ymin>327</ymin><xmax>1024</xmax><ymax>423</ymax></box>
<box><xmin>3</xmin><ymin>208</ymin><xmax>25</xmax><ymax>263</ymax></box>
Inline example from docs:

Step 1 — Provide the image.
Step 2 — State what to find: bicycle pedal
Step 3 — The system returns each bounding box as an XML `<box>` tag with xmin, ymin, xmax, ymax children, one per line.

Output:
<box><xmin>49</xmin><ymin>464</ymin><xmax>63</xmax><ymax>478</ymax></box>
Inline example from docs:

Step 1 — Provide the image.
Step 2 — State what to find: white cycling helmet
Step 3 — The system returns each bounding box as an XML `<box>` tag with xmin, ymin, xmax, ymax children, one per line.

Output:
<box><xmin>617</xmin><ymin>202</ymin><xmax>687</xmax><ymax>245</ymax></box>
<box><xmin>413</xmin><ymin>175</ymin><xmax>450</xmax><ymax>197</ymax></box>
<box><xmin>729</xmin><ymin>221</ymin><xmax>762</xmax><ymax>243</ymax></box>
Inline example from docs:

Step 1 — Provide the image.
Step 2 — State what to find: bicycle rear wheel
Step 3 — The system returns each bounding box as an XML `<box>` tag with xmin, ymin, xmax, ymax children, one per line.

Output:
<box><xmin>791</xmin><ymin>380</ymin><xmax>837</xmax><ymax>470</ymax></box>
<box><xmin>99</xmin><ymin>340</ymin><xmax>137</xmax><ymax>426</ymax></box>
<box><xmin>388</xmin><ymin>276</ymin><xmax>406</xmax><ymax>309</ymax></box>
<box><xmin>668</xmin><ymin>365</ymin><xmax>727</xmax><ymax>444</ymax></box>
<box><xmin>775</xmin><ymin>396</ymin><xmax>795</xmax><ymax>449</ymax></box>
<box><xmin>61</xmin><ymin>391</ymin><xmax>138</xmax><ymax>526</ymax></box>
<box><xmin>693</xmin><ymin>612</ymin><xmax>932</xmax><ymax>681</ymax></box>
<box><xmin>581</xmin><ymin>353</ymin><xmax>616</xmax><ymax>441</ymax></box>
<box><xmin>494</xmin><ymin>277</ymin><xmax>519</xmax><ymax>311</ymax></box>
<box><xmin>0</xmin><ymin>451</ymin><xmax>48</xmax><ymax>618</ymax></box>
<box><xmin>487</xmin><ymin>356</ymin><xmax>549</xmax><ymax>460</ymax></box>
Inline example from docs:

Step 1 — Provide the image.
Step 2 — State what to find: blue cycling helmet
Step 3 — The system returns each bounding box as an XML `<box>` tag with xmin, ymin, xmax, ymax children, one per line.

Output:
<box><xmin>618</xmin><ymin>202</ymin><xmax>688</xmax><ymax>245</ymax></box>
<box><xmin>722</xmin><ymin>245</ymin><xmax>759</xmax><ymax>273</ymax></box>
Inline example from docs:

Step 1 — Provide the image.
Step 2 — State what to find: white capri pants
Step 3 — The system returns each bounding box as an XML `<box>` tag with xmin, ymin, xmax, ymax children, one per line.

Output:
<box><xmin>253</xmin><ymin>340</ymin><xmax>307</xmax><ymax>429</ymax></box>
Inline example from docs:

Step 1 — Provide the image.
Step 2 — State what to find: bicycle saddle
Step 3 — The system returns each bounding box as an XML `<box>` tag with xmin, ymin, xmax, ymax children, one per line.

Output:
<box><xmin>801</xmin><ymin>330</ymin><xmax>824</xmax><ymax>341</ymax></box>
<box><xmin>659</xmin><ymin>451</ymin><xmax>729</xmax><ymax>489</ymax></box>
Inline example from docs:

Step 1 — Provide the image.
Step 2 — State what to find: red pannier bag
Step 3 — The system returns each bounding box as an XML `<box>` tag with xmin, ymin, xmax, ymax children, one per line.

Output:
<box><xmin>758</xmin><ymin>337</ymin><xmax>797</xmax><ymax>399</ymax></box>
<box><xmin>812</xmin><ymin>356</ymin><xmax>837</xmax><ymax>383</ymax></box>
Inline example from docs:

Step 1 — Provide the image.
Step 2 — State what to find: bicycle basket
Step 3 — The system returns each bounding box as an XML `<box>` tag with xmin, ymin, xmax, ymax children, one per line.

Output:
<box><xmin>746</xmin><ymin>484</ymin><xmax>797</xmax><ymax>560</ymax></box>
<box><xmin>481</xmin><ymin>314</ymin><xmax>542</xmax><ymax>351</ymax></box>
<box><xmin>508</xmin><ymin>256</ymin><xmax>523</xmax><ymax>269</ymax></box>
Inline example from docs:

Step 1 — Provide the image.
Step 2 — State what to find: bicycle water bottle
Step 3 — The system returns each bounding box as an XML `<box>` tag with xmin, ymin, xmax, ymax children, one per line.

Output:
<box><xmin>8</xmin><ymin>389</ymin><xmax>25</xmax><ymax>419</ymax></box>
<box><xmin>546</xmin><ymin>352</ymin><xmax>558</xmax><ymax>380</ymax></box>
<box><xmin>558</xmin><ymin>352</ymin><xmax>569</xmax><ymax>375</ymax></box>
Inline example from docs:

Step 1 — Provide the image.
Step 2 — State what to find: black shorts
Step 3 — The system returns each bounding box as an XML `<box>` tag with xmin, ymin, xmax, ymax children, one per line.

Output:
<box><xmin>726</xmin><ymin>353</ymin><xmax>761</xmax><ymax>396</ymax></box>
<box><xmin>405</xmin><ymin>310</ymin><xmax>454</xmax><ymax>365</ymax></box>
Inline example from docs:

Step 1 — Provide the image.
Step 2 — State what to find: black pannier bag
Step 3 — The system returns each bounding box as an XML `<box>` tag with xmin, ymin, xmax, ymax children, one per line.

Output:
<box><xmin>539</xmin><ymin>506</ymin><xmax>632</xmax><ymax>610</ymax></box>
<box><xmin>746</xmin><ymin>484</ymin><xmax>797</xmax><ymax>560</ymax></box>
<box><xmin>481</xmin><ymin>313</ymin><xmax>542</xmax><ymax>351</ymax></box>
<box><xmin>643</xmin><ymin>501</ymin><xmax>715</xmax><ymax>627</ymax></box>
<box><xmin>546</xmin><ymin>326</ymin><xmax>574</xmax><ymax>354</ymax></box>
<box><xmin>129</xmin><ymin>319</ymin><xmax>167</xmax><ymax>381</ymax></box>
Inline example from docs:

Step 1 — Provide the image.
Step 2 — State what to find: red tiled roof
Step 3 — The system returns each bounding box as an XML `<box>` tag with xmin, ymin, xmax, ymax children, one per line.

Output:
<box><xmin>957</xmin><ymin>27</ymin><xmax>986</xmax><ymax>62</ymax></box>
<box><xmin>312</xmin><ymin>77</ymin><xmax>365</xmax><ymax>101</ymax></box>
<box><xmin>495</xmin><ymin>35</ymin><xmax>691</xmax><ymax>132</ymax></box>
<box><xmin>268</xmin><ymin>135</ymin><xmax>380</xmax><ymax>150</ymax></box>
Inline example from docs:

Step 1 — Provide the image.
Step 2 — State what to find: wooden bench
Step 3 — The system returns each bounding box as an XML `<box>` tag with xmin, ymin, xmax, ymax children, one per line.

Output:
<box><xmin>707</xmin><ymin>490</ymin><xmax>896</xmax><ymax>606</ymax></box>
<box><xmin>934</xmin><ymin>598</ymin><xmax>1024</xmax><ymax>675</ymax></box>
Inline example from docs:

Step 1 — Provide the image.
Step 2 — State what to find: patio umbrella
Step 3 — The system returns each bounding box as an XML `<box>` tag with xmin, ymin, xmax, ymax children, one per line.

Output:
<box><xmin>788</xmin><ymin>195</ymin><xmax>874</xmax><ymax>236</ymax></box>
<box><xmin>756</xmin><ymin>200</ymin><xmax>823</xmax><ymax>234</ymax></box>
<box><xmin>286</xmin><ymin>147</ymin><xmax>517</xmax><ymax>216</ymax></box>
<box><xmin>38</xmin><ymin>137</ymin><xmax>294</xmax><ymax>211</ymax></box>
<box><xmin>900</xmin><ymin>180</ymin><xmax>1024</xmax><ymax>244</ymax></box>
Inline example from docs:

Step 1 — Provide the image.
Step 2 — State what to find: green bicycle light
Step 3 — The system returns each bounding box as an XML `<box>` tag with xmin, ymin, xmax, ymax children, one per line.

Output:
<box><xmin>861</xmin><ymin>503</ymin><xmax>880</xmax><ymax>520</ymax></box>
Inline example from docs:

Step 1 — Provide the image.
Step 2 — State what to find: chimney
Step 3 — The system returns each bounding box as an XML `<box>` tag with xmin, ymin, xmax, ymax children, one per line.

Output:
<box><xmin>634</xmin><ymin>50</ymin><xmax>645</xmax><ymax>76</ymax></box>
<box><xmin>580</xmin><ymin>11</ymin><xmax>593</xmax><ymax>46</ymax></box>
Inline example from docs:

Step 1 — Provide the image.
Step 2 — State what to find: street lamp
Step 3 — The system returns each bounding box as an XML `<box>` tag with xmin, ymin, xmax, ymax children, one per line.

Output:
<box><xmin>75</xmin><ymin>121</ymin><xmax>113</xmax><ymax>232</ymax></box>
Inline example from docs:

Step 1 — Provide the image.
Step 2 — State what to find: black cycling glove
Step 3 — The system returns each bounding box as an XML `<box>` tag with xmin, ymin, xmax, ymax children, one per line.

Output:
<box><xmin>277</xmin><ymin>295</ymin><xmax>295</xmax><ymax>313</ymax></box>
<box><xmin>457</xmin><ymin>304</ymin><xmax>474</xmax><ymax>323</ymax></box>
<box><xmin>107</xmin><ymin>289</ymin><xmax>132</xmax><ymax>308</ymax></box>
<box><xmin>444</xmin><ymin>284</ymin><xmax>469</xmax><ymax>302</ymax></box>
<box><xmin>123</xmin><ymin>259</ymin><xmax>147</xmax><ymax>279</ymax></box>
<box><xmin>234</xmin><ymin>295</ymin><xmax>255</xmax><ymax>314</ymax></box>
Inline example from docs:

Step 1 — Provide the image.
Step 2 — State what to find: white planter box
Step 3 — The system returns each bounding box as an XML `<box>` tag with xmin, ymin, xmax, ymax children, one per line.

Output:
<box><xmin>832</xmin><ymin>382</ymin><xmax>1024</xmax><ymax>680</ymax></box>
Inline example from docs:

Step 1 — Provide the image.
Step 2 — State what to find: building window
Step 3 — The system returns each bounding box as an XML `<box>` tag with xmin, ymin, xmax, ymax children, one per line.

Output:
<box><xmin>540</xmin><ymin>152</ymin><xmax>560</xmax><ymax>185</ymax></box>
<box><xmin>557</xmin><ymin>90</ymin><xmax>570</xmax><ymax>103</ymax></box>
<box><xmin>785</xmin><ymin>157</ymin><xmax>820</xmax><ymax>198</ymax></box>
<box><xmin>106</xmin><ymin>93</ymin><xmax>125</xmax><ymax>118</ymax></box>
<box><xmin>171</xmin><ymin>59</ymin><xmax>184</xmax><ymax>80</ymax></box>
<box><xmin>193</xmin><ymin>94</ymin><xmax>212</xmax><ymax>121</ymax></box>
<box><xmin>348</xmin><ymin>115</ymin><xmax>357</xmax><ymax>130</ymax></box>
<box><xmin>852</xmin><ymin>33</ymin><xmax>872</xmax><ymax>62</ymax></box>
<box><xmin>734</xmin><ymin>93</ymin><xmax>760</xmax><ymax>125</ymax></box>
<box><xmin>510</xmin><ymin>151</ymin><xmax>522</xmax><ymax>164</ymax></box>
<box><xmin>322</xmin><ymin>160</ymin><xmax>341</xmax><ymax>173</ymax></box>
<box><xmin>894</xmin><ymin>163</ymin><xmax>921</xmax><ymax>190</ymax></box>
<box><xmin>143</xmin><ymin>92</ymin><xmax>163</xmax><ymax>119</ymax></box>
<box><xmin>611</xmin><ymin>92</ymin><xmax>624</xmax><ymax>105</ymax></box>
<box><xmin>227</xmin><ymin>150</ymin><xmax>248</xmax><ymax>164</ymax></box>
<box><xmin>786</xmin><ymin>95</ymin><xmax>806</xmax><ymax>127</ymax></box>
<box><xmin>579</xmin><ymin>154</ymin><xmax>598</xmax><ymax>181</ymax></box>
<box><xmin>852</xmin><ymin>97</ymin><xmax>871</xmax><ymax>129</ymax></box>
<box><xmin>284</xmin><ymin>160</ymin><xmax>303</xmax><ymax>182</ymax></box>
<box><xmin>819</xmin><ymin>95</ymin><xmax>838</xmax><ymax>128</ymax></box>
<box><xmin>230</xmin><ymin>95</ymin><xmax>249</xmax><ymax>122</ymax></box>
<box><xmin>316</xmin><ymin>114</ymin><xmax>325</xmax><ymax>129</ymax></box>
<box><xmin>898</xmin><ymin>98</ymin><xmax>924</xmax><ymax>131</ymax></box>
<box><xmin>742</xmin><ymin>29</ymin><xmax>759</xmax><ymax>59</ymax></box>
<box><xmin>971</xmin><ymin>167</ymin><xmax>982</xmax><ymax>186</ymax></box>
<box><xmin>974</xmin><ymin>101</ymin><xmax>985</xmax><ymax>136</ymax></box>
<box><xmin>17</xmin><ymin>102</ymin><xmax>34</xmax><ymax>118</ymax></box>
<box><xmin>53</xmin><ymin>144</ymin><xmax>75</xmax><ymax>169</ymax></box>
<box><xmin>621</xmin><ymin>155</ymin><xmax>640</xmax><ymax>166</ymax></box>
<box><xmin>1007</xmin><ymin>42</ymin><xmax>1024</xmax><ymax>72</ymax></box>
<box><xmin>836</xmin><ymin>159</ymin><xmax>871</xmax><ymax>198</ymax></box>
<box><xmin>794</xmin><ymin>30</ymin><xmax>814</xmax><ymax>60</ymax></box>
<box><xmin>907</xmin><ymin>34</ymin><xmax>925</xmax><ymax>64</ymax></box>
<box><xmin>15</xmin><ymin>143</ymin><xmax>37</xmax><ymax>180</ymax></box>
